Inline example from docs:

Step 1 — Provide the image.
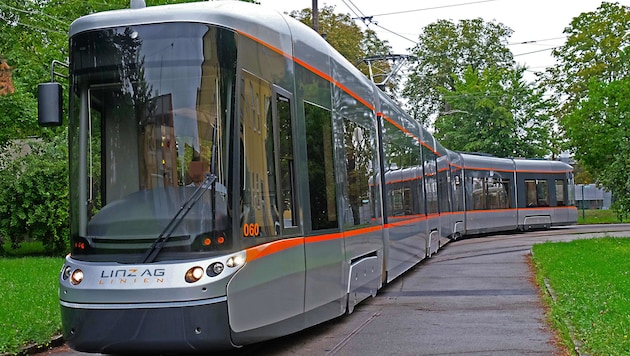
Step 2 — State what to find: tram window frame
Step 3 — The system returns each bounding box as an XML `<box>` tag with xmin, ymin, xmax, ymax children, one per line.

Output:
<box><xmin>525</xmin><ymin>179</ymin><xmax>549</xmax><ymax>207</ymax></box>
<box><xmin>274</xmin><ymin>89</ymin><xmax>300</xmax><ymax>234</ymax></box>
<box><xmin>467</xmin><ymin>172</ymin><xmax>511</xmax><ymax>210</ymax></box>
<box><xmin>383</xmin><ymin>119</ymin><xmax>423</xmax><ymax>217</ymax></box>
<box><xmin>239</xmin><ymin>70</ymin><xmax>283</xmax><ymax>244</ymax></box>
<box><xmin>422</xmin><ymin>146</ymin><xmax>438</xmax><ymax>215</ymax></box>
<box><xmin>342</xmin><ymin>118</ymin><xmax>375</xmax><ymax>228</ymax></box>
<box><xmin>487</xmin><ymin>177</ymin><xmax>510</xmax><ymax>210</ymax></box>
<box><xmin>555</xmin><ymin>179</ymin><xmax>565</xmax><ymax>206</ymax></box>
<box><xmin>304</xmin><ymin>101</ymin><xmax>338</xmax><ymax>231</ymax></box>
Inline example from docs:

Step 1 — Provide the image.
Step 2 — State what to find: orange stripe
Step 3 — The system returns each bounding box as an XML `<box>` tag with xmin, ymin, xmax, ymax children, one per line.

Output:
<box><xmin>244</xmin><ymin>205</ymin><xmax>576</xmax><ymax>261</ymax></box>
<box><xmin>245</xmin><ymin>225</ymin><xmax>384</xmax><ymax>262</ymax></box>
<box><xmin>516</xmin><ymin>169</ymin><xmax>573</xmax><ymax>174</ymax></box>
<box><xmin>381</xmin><ymin>115</ymin><xmax>439</xmax><ymax>155</ymax></box>
<box><xmin>460</xmin><ymin>165</ymin><xmax>572</xmax><ymax>174</ymax></box>
<box><xmin>237</xmin><ymin>30</ymin><xmax>375</xmax><ymax>112</ymax></box>
<box><xmin>246</xmin><ymin>238</ymin><xmax>304</xmax><ymax>261</ymax></box>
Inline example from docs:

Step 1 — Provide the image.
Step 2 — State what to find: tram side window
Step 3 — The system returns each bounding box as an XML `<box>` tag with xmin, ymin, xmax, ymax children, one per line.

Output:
<box><xmin>422</xmin><ymin>146</ymin><xmax>438</xmax><ymax>215</ymax></box>
<box><xmin>240</xmin><ymin>71</ymin><xmax>280</xmax><ymax>240</ymax></box>
<box><xmin>471</xmin><ymin>176</ymin><xmax>484</xmax><ymax>210</ymax></box>
<box><xmin>525</xmin><ymin>179</ymin><xmax>549</xmax><ymax>207</ymax></box>
<box><xmin>437</xmin><ymin>165</ymin><xmax>450</xmax><ymax>214</ymax></box>
<box><xmin>487</xmin><ymin>178</ymin><xmax>510</xmax><ymax>209</ymax></box>
<box><xmin>343</xmin><ymin>119</ymin><xmax>374</xmax><ymax>227</ymax></box>
<box><xmin>278</xmin><ymin>95</ymin><xmax>298</xmax><ymax>230</ymax></box>
<box><xmin>555</xmin><ymin>179</ymin><xmax>565</xmax><ymax>206</ymax></box>
<box><xmin>469</xmin><ymin>174</ymin><xmax>510</xmax><ymax>210</ymax></box>
<box><xmin>384</xmin><ymin>120</ymin><xmax>422</xmax><ymax>216</ymax></box>
<box><xmin>567</xmin><ymin>174</ymin><xmax>576</xmax><ymax>206</ymax></box>
<box><xmin>305</xmin><ymin>102</ymin><xmax>338</xmax><ymax>230</ymax></box>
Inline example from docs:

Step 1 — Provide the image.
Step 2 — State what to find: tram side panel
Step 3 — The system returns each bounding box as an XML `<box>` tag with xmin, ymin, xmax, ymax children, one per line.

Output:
<box><xmin>448</xmin><ymin>150</ymin><xmax>466</xmax><ymax>239</ymax></box>
<box><xmin>514</xmin><ymin>160</ymin><xmax>577</xmax><ymax>230</ymax></box>
<box><xmin>228</xmin><ymin>34</ymin><xmax>310</xmax><ymax>343</ymax></box>
<box><xmin>422</xmin><ymin>143</ymin><xmax>441</xmax><ymax>256</ymax></box>
<box><xmin>332</xmin><ymin>85</ymin><xmax>385</xmax><ymax>312</ymax></box>
<box><xmin>435</xmin><ymin>141</ymin><xmax>453</xmax><ymax>248</ymax></box>
<box><xmin>380</xmin><ymin>108</ymin><xmax>428</xmax><ymax>281</ymax></box>
<box><xmin>291</xmin><ymin>34</ymin><xmax>354</xmax><ymax>328</ymax></box>
<box><xmin>460</xmin><ymin>154</ymin><xmax>518</xmax><ymax>235</ymax></box>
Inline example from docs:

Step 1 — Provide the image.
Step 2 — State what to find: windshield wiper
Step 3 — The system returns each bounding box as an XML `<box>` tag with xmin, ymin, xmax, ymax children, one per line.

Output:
<box><xmin>139</xmin><ymin>173</ymin><xmax>217</xmax><ymax>264</ymax></box>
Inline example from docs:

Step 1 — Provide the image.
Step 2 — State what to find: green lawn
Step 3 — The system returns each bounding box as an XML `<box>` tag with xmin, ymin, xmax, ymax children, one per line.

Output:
<box><xmin>577</xmin><ymin>208</ymin><xmax>630</xmax><ymax>224</ymax></box>
<box><xmin>0</xmin><ymin>257</ymin><xmax>63</xmax><ymax>355</ymax></box>
<box><xmin>1</xmin><ymin>242</ymin><xmax>63</xmax><ymax>355</ymax></box>
<box><xmin>532</xmin><ymin>237</ymin><xmax>630</xmax><ymax>355</ymax></box>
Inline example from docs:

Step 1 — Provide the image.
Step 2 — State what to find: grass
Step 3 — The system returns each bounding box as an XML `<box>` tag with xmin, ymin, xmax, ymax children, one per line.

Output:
<box><xmin>577</xmin><ymin>208</ymin><xmax>630</xmax><ymax>224</ymax></box>
<box><xmin>531</xmin><ymin>237</ymin><xmax>630</xmax><ymax>355</ymax></box>
<box><xmin>0</xmin><ymin>242</ymin><xmax>64</xmax><ymax>355</ymax></box>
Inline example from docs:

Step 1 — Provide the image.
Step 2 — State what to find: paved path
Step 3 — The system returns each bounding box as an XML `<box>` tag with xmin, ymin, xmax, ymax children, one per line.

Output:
<box><xmin>40</xmin><ymin>224</ymin><xmax>630</xmax><ymax>356</ymax></box>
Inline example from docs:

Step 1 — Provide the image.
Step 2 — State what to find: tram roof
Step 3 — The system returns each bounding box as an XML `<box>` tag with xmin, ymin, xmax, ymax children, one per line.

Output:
<box><xmin>513</xmin><ymin>158</ymin><xmax>573</xmax><ymax>173</ymax></box>
<box><xmin>69</xmin><ymin>1</ymin><xmax>377</xmax><ymax>112</ymax></box>
<box><xmin>69</xmin><ymin>1</ymin><xmax>294</xmax><ymax>54</ymax></box>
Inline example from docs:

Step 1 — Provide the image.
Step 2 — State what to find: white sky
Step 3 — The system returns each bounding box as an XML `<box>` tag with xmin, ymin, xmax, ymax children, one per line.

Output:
<box><xmin>258</xmin><ymin>0</ymin><xmax>628</xmax><ymax>80</ymax></box>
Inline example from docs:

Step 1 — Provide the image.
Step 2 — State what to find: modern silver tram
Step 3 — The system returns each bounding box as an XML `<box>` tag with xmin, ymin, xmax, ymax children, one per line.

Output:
<box><xmin>37</xmin><ymin>1</ymin><xmax>577</xmax><ymax>353</ymax></box>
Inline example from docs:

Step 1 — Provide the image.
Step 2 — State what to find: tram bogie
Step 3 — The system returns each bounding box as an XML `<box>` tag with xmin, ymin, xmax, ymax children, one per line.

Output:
<box><xmin>38</xmin><ymin>1</ymin><xmax>577</xmax><ymax>353</ymax></box>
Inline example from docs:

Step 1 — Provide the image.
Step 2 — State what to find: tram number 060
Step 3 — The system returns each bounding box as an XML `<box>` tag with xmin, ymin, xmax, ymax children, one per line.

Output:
<box><xmin>243</xmin><ymin>223</ymin><xmax>260</xmax><ymax>237</ymax></box>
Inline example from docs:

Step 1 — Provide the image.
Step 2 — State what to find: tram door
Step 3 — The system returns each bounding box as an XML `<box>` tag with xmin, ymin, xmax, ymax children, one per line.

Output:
<box><xmin>227</xmin><ymin>73</ymin><xmax>305</xmax><ymax>338</ymax></box>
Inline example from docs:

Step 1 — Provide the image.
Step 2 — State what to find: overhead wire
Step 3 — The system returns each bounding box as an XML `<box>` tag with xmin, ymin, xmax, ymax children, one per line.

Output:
<box><xmin>343</xmin><ymin>0</ymin><xmax>504</xmax><ymax>52</ymax></box>
<box><xmin>368</xmin><ymin>0</ymin><xmax>497</xmax><ymax>18</ymax></box>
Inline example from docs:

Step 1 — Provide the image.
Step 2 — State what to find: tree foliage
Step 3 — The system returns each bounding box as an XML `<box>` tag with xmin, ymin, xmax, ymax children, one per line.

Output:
<box><xmin>0</xmin><ymin>137</ymin><xmax>69</xmax><ymax>254</ymax></box>
<box><xmin>549</xmin><ymin>2</ymin><xmax>630</xmax><ymax>212</ymax></box>
<box><xmin>435</xmin><ymin>66</ymin><xmax>552</xmax><ymax>158</ymax></box>
<box><xmin>405</xmin><ymin>18</ymin><xmax>553</xmax><ymax>158</ymax></box>
<box><xmin>548</xmin><ymin>2</ymin><xmax>630</xmax><ymax>115</ymax></box>
<box><xmin>404</xmin><ymin>18</ymin><xmax>514</xmax><ymax>123</ymax></box>
<box><xmin>564</xmin><ymin>76</ymin><xmax>630</xmax><ymax>212</ymax></box>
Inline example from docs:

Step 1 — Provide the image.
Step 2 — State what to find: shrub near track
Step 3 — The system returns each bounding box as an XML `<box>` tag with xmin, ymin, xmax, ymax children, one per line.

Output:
<box><xmin>0</xmin><ymin>257</ymin><xmax>62</xmax><ymax>355</ymax></box>
<box><xmin>532</xmin><ymin>237</ymin><xmax>630</xmax><ymax>355</ymax></box>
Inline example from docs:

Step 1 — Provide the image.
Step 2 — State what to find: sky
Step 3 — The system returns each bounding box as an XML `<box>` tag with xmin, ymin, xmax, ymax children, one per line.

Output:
<box><xmin>257</xmin><ymin>0</ymin><xmax>627</xmax><ymax>80</ymax></box>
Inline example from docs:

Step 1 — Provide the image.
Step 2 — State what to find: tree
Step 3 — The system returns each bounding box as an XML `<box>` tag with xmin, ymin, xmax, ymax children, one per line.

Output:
<box><xmin>549</xmin><ymin>2</ymin><xmax>630</xmax><ymax>213</ymax></box>
<box><xmin>404</xmin><ymin>18</ymin><xmax>514</xmax><ymax>126</ymax></box>
<box><xmin>434</xmin><ymin>65</ymin><xmax>552</xmax><ymax>158</ymax></box>
<box><xmin>563</xmin><ymin>76</ymin><xmax>630</xmax><ymax>212</ymax></box>
<box><xmin>548</xmin><ymin>2</ymin><xmax>630</xmax><ymax>116</ymax></box>
<box><xmin>406</xmin><ymin>18</ymin><xmax>553</xmax><ymax>158</ymax></box>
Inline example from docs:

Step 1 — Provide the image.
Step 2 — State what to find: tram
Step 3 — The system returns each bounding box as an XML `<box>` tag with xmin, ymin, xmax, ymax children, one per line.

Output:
<box><xmin>37</xmin><ymin>1</ymin><xmax>577</xmax><ymax>353</ymax></box>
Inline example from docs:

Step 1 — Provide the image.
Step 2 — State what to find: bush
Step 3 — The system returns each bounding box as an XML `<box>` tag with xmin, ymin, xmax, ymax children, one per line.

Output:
<box><xmin>0</xmin><ymin>134</ymin><xmax>69</xmax><ymax>255</ymax></box>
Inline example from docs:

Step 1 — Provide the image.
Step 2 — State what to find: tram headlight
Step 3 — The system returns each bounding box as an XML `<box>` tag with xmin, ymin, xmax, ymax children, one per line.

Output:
<box><xmin>62</xmin><ymin>266</ymin><xmax>72</xmax><ymax>280</ymax></box>
<box><xmin>206</xmin><ymin>262</ymin><xmax>224</xmax><ymax>277</ymax></box>
<box><xmin>226</xmin><ymin>252</ymin><xmax>246</xmax><ymax>268</ymax></box>
<box><xmin>70</xmin><ymin>269</ymin><xmax>84</xmax><ymax>285</ymax></box>
<box><xmin>185</xmin><ymin>266</ymin><xmax>204</xmax><ymax>283</ymax></box>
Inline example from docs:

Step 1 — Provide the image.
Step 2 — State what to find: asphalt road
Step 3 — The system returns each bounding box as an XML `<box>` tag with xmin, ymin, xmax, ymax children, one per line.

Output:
<box><xmin>39</xmin><ymin>224</ymin><xmax>630</xmax><ymax>356</ymax></box>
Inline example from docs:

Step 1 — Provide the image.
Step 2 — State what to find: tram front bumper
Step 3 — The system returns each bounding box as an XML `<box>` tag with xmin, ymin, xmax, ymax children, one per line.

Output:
<box><xmin>61</xmin><ymin>298</ymin><xmax>236</xmax><ymax>353</ymax></box>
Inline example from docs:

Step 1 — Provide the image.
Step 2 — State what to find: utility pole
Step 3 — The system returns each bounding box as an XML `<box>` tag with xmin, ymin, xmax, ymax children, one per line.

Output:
<box><xmin>312</xmin><ymin>0</ymin><xmax>319</xmax><ymax>34</ymax></box>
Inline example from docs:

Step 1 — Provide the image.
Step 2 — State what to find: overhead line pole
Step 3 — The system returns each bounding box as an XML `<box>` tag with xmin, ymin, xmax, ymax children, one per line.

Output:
<box><xmin>312</xmin><ymin>0</ymin><xmax>319</xmax><ymax>33</ymax></box>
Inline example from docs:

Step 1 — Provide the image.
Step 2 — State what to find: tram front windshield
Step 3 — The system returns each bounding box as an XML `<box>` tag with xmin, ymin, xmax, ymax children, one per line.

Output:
<box><xmin>68</xmin><ymin>23</ymin><xmax>237</xmax><ymax>262</ymax></box>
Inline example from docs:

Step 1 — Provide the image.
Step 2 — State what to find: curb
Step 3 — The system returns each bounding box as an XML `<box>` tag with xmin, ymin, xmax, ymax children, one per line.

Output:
<box><xmin>2</xmin><ymin>335</ymin><xmax>64</xmax><ymax>356</ymax></box>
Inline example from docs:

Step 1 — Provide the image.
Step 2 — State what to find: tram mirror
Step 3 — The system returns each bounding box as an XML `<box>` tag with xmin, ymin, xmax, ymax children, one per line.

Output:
<box><xmin>38</xmin><ymin>82</ymin><xmax>63</xmax><ymax>127</ymax></box>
